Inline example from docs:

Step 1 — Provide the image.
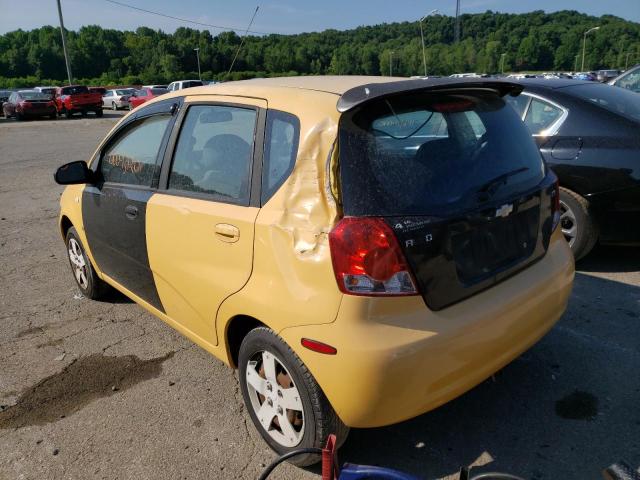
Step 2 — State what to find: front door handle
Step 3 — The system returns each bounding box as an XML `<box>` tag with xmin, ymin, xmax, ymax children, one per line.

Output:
<box><xmin>215</xmin><ymin>223</ymin><xmax>240</xmax><ymax>243</ymax></box>
<box><xmin>124</xmin><ymin>205</ymin><xmax>138</xmax><ymax>220</ymax></box>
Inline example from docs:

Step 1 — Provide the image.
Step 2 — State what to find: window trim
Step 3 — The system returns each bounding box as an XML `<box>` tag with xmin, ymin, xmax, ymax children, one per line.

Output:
<box><xmin>93</xmin><ymin>99</ymin><xmax>181</xmax><ymax>190</ymax></box>
<box><xmin>158</xmin><ymin>101</ymin><xmax>266</xmax><ymax>208</ymax></box>
<box><xmin>519</xmin><ymin>92</ymin><xmax>568</xmax><ymax>137</ymax></box>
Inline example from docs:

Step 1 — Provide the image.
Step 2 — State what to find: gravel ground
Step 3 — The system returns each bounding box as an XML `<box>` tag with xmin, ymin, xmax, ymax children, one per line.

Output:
<box><xmin>0</xmin><ymin>113</ymin><xmax>639</xmax><ymax>480</ymax></box>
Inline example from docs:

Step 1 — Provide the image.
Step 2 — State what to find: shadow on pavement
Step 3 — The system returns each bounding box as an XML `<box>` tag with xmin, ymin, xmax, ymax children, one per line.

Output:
<box><xmin>577</xmin><ymin>245</ymin><xmax>640</xmax><ymax>273</ymax></box>
<box><xmin>338</xmin><ymin>248</ymin><xmax>640</xmax><ymax>480</ymax></box>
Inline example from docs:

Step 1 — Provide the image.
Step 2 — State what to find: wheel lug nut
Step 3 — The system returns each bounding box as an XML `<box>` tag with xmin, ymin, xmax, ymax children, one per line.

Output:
<box><xmin>266</xmin><ymin>383</ymin><xmax>272</xmax><ymax>391</ymax></box>
<box><xmin>267</xmin><ymin>398</ymin><xmax>273</xmax><ymax>407</ymax></box>
<box><xmin>277</xmin><ymin>406</ymin><xmax>283</xmax><ymax>415</ymax></box>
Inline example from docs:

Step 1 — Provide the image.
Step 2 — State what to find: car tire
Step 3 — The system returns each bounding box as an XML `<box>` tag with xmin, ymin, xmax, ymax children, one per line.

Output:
<box><xmin>238</xmin><ymin>327</ymin><xmax>349</xmax><ymax>467</ymax></box>
<box><xmin>49</xmin><ymin>112</ymin><xmax>57</xmax><ymax>120</ymax></box>
<box><xmin>95</xmin><ymin>108</ymin><xmax>103</xmax><ymax>118</ymax></box>
<box><xmin>559</xmin><ymin>187</ymin><xmax>598</xmax><ymax>260</ymax></box>
<box><xmin>112</xmin><ymin>102</ymin><xmax>117</xmax><ymax>111</ymax></box>
<box><xmin>64</xmin><ymin>109</ymin><xmax>72</xmax><ymax>119</ymax></box>
<box><xmin>65</xmin><ymin>226</ymin><xmax>109</xmax><ymax>300</ymax></box>
<box><xmin>16</xmin><ymin>112</ymin><xmax>24</xmax><ymax>121</ymax></box>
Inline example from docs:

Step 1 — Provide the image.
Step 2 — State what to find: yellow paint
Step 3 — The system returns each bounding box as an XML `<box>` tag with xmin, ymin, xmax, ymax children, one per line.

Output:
<box><xmin>279</xmin><ymin>228</ymin><xmax>574</xmax><ymax>427</ymax></box>
<box><xmin>58</xmin><ymin>77</ymin><xmax>575</xmax><ymax>430</ymax></box>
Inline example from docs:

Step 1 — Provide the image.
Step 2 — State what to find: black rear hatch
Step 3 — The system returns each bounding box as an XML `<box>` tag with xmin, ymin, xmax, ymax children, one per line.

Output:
<box><xmin>339</xmin><ymin>87</ymin><xmax>556</xmax><ymax>310</ymax></box>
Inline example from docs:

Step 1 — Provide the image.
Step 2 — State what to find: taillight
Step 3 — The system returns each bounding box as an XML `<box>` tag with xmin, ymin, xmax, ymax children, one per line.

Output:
<box><xmin>551</xmin><ymin>177</ymin><xmax>560</xmax><ymax>232</ymax></box>
<box><xmin>328</xmin><ymin>217</ymin><xmax>417</xmax><ymax>296</ymax></box>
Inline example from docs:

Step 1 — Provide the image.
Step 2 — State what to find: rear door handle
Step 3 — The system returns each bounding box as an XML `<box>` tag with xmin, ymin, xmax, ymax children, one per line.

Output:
<box><xmin>124</xmin><ymin>205</ymin><xmax>138</xmax><ymax>219</ymax></box>
<box><xmin>215</xmin><ymin>223</ymin><xmax>240</xmax><ymax>243</ymax></box>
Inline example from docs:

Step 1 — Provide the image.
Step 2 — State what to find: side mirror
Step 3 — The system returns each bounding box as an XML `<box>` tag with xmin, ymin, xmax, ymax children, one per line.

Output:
<box><xmin>54</xmin><ymin>160</ymin><xmax>93</xmax><ymax>185</ymax></box>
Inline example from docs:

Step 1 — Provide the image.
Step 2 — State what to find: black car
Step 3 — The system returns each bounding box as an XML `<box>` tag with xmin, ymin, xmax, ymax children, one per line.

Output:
<box><xmin>0</xmin><ymin>90</ymin><xmax>11</xmax><ymax>117</ymax></box>
<box><xmin>506</xmin><ymin>79</ymin><xmax>640</xmax><ymax>259</ymax></box>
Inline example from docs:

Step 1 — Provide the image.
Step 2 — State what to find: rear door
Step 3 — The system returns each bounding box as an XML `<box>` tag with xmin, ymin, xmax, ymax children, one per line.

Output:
<box><xmin>146</xmin><ymin>96</ymin><xmax>266</xmax><ymax>345</ymax></box>
<box><xmin>83</xmin><ymin>100</ymin><xmax>178</xmax><ymax>310</ymax></box>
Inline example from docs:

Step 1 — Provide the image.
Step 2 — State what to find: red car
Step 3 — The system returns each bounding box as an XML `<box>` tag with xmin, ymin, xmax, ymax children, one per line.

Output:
<box><xmin>54</xmin><ymin>85</ymin><xmax>103</xmax><ymax>118</ymax></box>
<box><xmin>3</xmin><ymin>90</ymin><xmax>57</xmax><ymax>120</ymax></box>
<box><xmin>128</xmin><ymin>87</ymin><xmax>168</xmax><ymax>110</ymax></box>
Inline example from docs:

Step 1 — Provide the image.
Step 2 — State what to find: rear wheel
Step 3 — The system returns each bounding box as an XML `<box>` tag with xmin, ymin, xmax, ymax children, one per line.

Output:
<box><xmin>111</xmin><ymin>102</ymin><xmax>117</xmax><ymax>111</ymax></box>
<box><xmin>238</xmin><ymin>327</ymin><xmax>349</xmax><ymax>466</ymax></box>
<box><xmin>559</xmin><ymin>187</ymin><xmax>598</xmax><ymax>260</ymax></box>
<box><xmin>65</xmin><ymin>226</ymin><xmax>108</xmax><ymax>299</ymax></box>
<box><xmin>95</xmin><ymin>108</ymin><xmax>103</xmax><ymax>117</ymax></box>
<box><xmin>64</xmin><ymin>109</ymin><xmax>72</xmax><ymax>119</ymax></box>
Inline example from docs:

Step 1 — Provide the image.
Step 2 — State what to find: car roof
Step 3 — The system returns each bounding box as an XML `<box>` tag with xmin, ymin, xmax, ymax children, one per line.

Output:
<box><xmin>173</xmin><ymin>76</ymin><xmax>522</xmax><ymax>112</ymax></box>
<box><xmin>513</xmin><ymin>78</ymin><xmax>594</xmax><ymax>90</ymax></box>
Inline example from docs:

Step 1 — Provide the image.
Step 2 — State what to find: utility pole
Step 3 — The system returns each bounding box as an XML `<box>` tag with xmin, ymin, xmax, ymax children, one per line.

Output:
<box><xmin>56</xmin><ymin>0</ymin><xmax>73</xmax><ymax>85</ymax></box>
<box><xmin>454</xmin><ymin>0</ymin><xmax>461</xmax><ymax>43</ymax></box>
<box><xmin>389</xmin><ymin>51</ymin><xmax>394</xmax><ymax>76</ymax></box>
<box><xmin>419</xmin><ymin>9</ymin><xmax>439</xmax><ymax>77</ymax></box>
<box><xmin>194</xmin><ymin>48</ymin><xmax>201</xmax><ymax>80</ymax></box>
<box><xmin>500</xmin><ymin>53</ymin><xmax>506</xmax><ymax>74</ymax></box>
<box><xmin>581</xmin><ymin>26</ymin><xmax>600</xmax><ymax>72</ymax></box>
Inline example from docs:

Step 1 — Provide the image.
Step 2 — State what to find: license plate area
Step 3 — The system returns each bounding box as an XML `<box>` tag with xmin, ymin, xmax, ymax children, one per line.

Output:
<box><xmin>452</xmin><ymin>207</ymin><xmax>539</xmax><ymax>285</ymax></box>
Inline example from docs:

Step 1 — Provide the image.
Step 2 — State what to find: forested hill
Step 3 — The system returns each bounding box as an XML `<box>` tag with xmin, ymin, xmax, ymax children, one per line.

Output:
<box><xmin>1</xmin><ymin>10</ymin><xmax>639</xmax><ymax>87</ymax></box>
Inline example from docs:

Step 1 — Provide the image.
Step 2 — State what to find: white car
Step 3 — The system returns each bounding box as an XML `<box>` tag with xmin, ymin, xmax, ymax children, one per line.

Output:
<box><xmin>102</xmin><ymin>89</ymin><xmax>135</xmax><ymax>110</ymax></box>
<box><xmin>34</xmin><ymin>86</ymin><xmax>57</xmax><ymax>96</ymax></box>
<box><xmin>167</xmin><ymin>80</ymin><xmax>204</xmax><ymax>92</ymax></box>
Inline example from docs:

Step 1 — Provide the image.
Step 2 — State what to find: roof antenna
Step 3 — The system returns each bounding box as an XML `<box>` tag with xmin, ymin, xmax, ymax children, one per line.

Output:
<box><xmin>227</xmin><ymin>6</ymin><xmax>260</xmax><ymax>75</ymax></box>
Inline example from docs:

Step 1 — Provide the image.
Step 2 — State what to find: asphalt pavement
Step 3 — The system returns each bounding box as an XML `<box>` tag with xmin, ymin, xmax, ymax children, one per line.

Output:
<box><xmin>0</xmin><ymin>113</ymin><xmax>638</xmax><ymax>480</ymax></box>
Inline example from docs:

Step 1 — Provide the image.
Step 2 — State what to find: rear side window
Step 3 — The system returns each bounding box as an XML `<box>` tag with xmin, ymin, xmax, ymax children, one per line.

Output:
<box><xmin>524</xmin><ymin>98</ymin><xmax>563</xmax><ymax>135</ymax></box>
<box><xmin>101</xmin><ymin>115</ymin><xmax>171</xmax><ymax>186</ymax></box>
<box><xmin>339</xmin><ymin>91</ymin><xmax>545</xmax><ymax>216</ymax></box>
<box><xmin>615</xmin><ymin>69</ymin><xmax>640</xmax><ymax>93</ymax></box>
<box><xmin>169</xmin><ymin>105</ymin><xmax>256</xmax><ymax>204</ymax></box>
<box><xmin>261</xmin><ymin>110</ymin><xmax>300</xmax><ymax>203</ymax></box>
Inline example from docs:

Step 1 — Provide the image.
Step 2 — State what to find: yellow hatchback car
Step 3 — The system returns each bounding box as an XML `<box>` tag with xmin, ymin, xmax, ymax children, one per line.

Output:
<box><xmin>55</xmin><ymin>76</ymin><xmax>574</xmax><ymax>465</ymax></box>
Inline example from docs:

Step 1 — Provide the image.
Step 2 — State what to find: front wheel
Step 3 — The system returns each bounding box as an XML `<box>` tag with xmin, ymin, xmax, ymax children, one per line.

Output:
<box><xmin>111</xmin><ymin>102</ymin><xmax>117</xmax><ymax>111</ymax></box>
<box><xmin>238</xmin><ymin>327</ymin><xmax>349</xmax><ymax>466</ymax></box>
<box><xmin>95</xmin><ymin>108</ymin><xmax>103</xmax><ymax>118</ymax></box>
<box><xmin>559</xmin><ymin>187</ymin><xmax>598</xmax><ymax>260</ymax></box>
<box><xmin>65</xmin><ymin>226</ymin><xmax>108</xmax><ymax>299</ymax></box>
<box><xmin>64</xmin><ymin>109</ymin><xmax>72</xmax><ymax>119</ymax></box>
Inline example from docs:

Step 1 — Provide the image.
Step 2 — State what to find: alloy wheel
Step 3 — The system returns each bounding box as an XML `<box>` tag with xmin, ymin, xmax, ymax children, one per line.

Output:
<box><xmin>559</xmin><ymin>199</ymin><xmax>577</xmax><ymax>247</ymax></box>
<box><xmin>245</xmin><ymin>350</ymin><xmax>304</xmax><ymax>448</ymax></box>
<box><xmin>67</xmin><ymin>238</ymin><xmax>89</xmax><ymax>289</ymax></box>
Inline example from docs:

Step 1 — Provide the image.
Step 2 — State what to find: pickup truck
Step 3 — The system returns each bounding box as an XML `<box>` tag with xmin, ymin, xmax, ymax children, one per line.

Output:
<box><xmin>54</xmin><ymin>85</ymin><xmax>103</xmax><ymax>118</ymax></box>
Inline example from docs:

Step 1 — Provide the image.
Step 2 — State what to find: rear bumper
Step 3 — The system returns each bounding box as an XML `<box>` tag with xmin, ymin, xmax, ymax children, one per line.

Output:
<box><xmin>279</xmin><ymin>229</ymin><xmax>574</xmax><ymax>428</ymax></box>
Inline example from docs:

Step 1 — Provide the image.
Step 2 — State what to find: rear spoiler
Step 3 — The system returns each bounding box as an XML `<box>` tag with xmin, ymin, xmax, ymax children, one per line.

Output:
<box><xmin>337</xmin><ymin>78</ymin><xmax>523</xmax><ymax>113</ymax></box>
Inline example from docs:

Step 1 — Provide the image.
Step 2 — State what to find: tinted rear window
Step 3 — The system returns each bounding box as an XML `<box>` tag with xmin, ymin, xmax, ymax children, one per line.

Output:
<box><xmin>151</xmin><ymin>88</ymin><xmax>168</xmax><ymax>95</ymax></box>
<box><xmin>20</xmin><ymin>91</ymin><xmax>51</xmax><ymax>100</ymax></box>
<box><xmin>61</xmin><ymin>86</ymin><xmax>88</xmax><ymax>95</ymax></box>
<box><xmin>566</xmin><ymin>83</ymin><xmax>640</xmax><ymax>122</ymax></box>
<box><xmin>184</xmin><ymin>81</ymin><xmax>203</xmax><ymax>88</ymax></box>
<box><xmin>339</xmin><ymin>91</ymin><xmax>545</xmax><ymax>216</ymax></box>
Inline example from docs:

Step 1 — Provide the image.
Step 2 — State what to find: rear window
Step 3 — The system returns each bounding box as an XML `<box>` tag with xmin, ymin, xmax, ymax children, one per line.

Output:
<box><xmin>184</xmin><ymin>81</ymin><xmax>203</xmax><ymax>88</ymax></box>
<box><xmin>20</xmin><ymin>91</ymin><xmax>51</xmax><ymax>100</ymax></box>
<box><xmin>339</xmin><ymin>91</ymin><xmax>545</xmax><ymax>216</ymax></box>
<box><xmin>151</xmin><ymin>88</ymin><xmax>168</xmax><ymax>95</ymax></box>
<box><xmin>61</xmin><ymin>86</ymin><xmax>88</xmax><ymax>95</ymax></box>
<box><xmin>566</xmin><ymin>83</ymin><xmax>640</xmax><ymax>122</ymax></box>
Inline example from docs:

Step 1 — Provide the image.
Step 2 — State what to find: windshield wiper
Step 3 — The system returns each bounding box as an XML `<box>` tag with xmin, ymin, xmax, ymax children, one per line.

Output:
<box><xmin>473</xmin><ymin>167</ymin><xmax>530</xmax><ymax>201</ymax></box>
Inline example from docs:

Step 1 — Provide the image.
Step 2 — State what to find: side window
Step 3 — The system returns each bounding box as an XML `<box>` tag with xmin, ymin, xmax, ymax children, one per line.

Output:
<box><xmin>169</xmin><ymin>104</ymin><xmax>257</xmax><ymax>204</ymax></box>
<box><xmin>524</xmin><ymin>98</ymin><xmax>563</xmax><ymax>135</ymax></box>
<box><xmin>505</xmin><ymin>94</ymin><xmax>531</xmax><ymax>118</ymax></box>
<box><xmin>101</xmin><ymin>115</ymin><xmax>171</xmax><ymax>186</ymax></box>
<box><xmin>261</xmin><ymin>110</ymin><xmax>300</xmax><ymax>203</ymax></box>
<box><xmin>619</xmin><ymin>71</ymin><xmax>640</xmax><ymax>93</ymax></box>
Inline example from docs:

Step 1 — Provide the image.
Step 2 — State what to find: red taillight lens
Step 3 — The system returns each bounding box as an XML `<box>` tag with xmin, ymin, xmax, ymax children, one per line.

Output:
<box><xmin>551</xmin><ymin>178</ymin><xmax>560</xmax><ymax>232</ymax></box>
<box><xmin>328</xmin><ymin>217</ymin><xmax>417</xmax><ymax>296</ymax></box>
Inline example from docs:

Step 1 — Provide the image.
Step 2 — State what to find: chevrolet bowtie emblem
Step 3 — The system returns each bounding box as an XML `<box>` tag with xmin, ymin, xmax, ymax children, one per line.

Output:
<box><xmin>496</xmin><ymin>204</ymin><xmax>514</xmax><ymax>218</ymax></box>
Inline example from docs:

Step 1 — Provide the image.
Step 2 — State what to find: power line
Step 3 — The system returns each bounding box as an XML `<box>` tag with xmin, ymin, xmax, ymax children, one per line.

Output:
<box><xmin>101</xmin><ymin>0</ymin><xmax>271</xmax><ymax>35</ymax></box>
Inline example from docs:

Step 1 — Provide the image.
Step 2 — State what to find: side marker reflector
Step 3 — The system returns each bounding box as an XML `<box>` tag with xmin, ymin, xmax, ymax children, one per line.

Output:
<box><xmin>301</xmin><ymin>338</ymin><xmax>337</xmax><ymax>355</ymax></box>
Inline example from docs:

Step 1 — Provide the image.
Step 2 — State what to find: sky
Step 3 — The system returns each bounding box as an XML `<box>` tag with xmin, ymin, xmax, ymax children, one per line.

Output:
<box><xmin>0</xmin><ymin>0</ymin><xmax>638</xmax><ymax>35</ymax></box>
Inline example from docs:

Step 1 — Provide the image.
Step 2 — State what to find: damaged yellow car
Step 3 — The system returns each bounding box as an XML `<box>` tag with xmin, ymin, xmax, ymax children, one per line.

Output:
<box><xmin>55</xmin><ymin>76</ymin><xmax>574</xmax><ymax>465</ymax></box>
